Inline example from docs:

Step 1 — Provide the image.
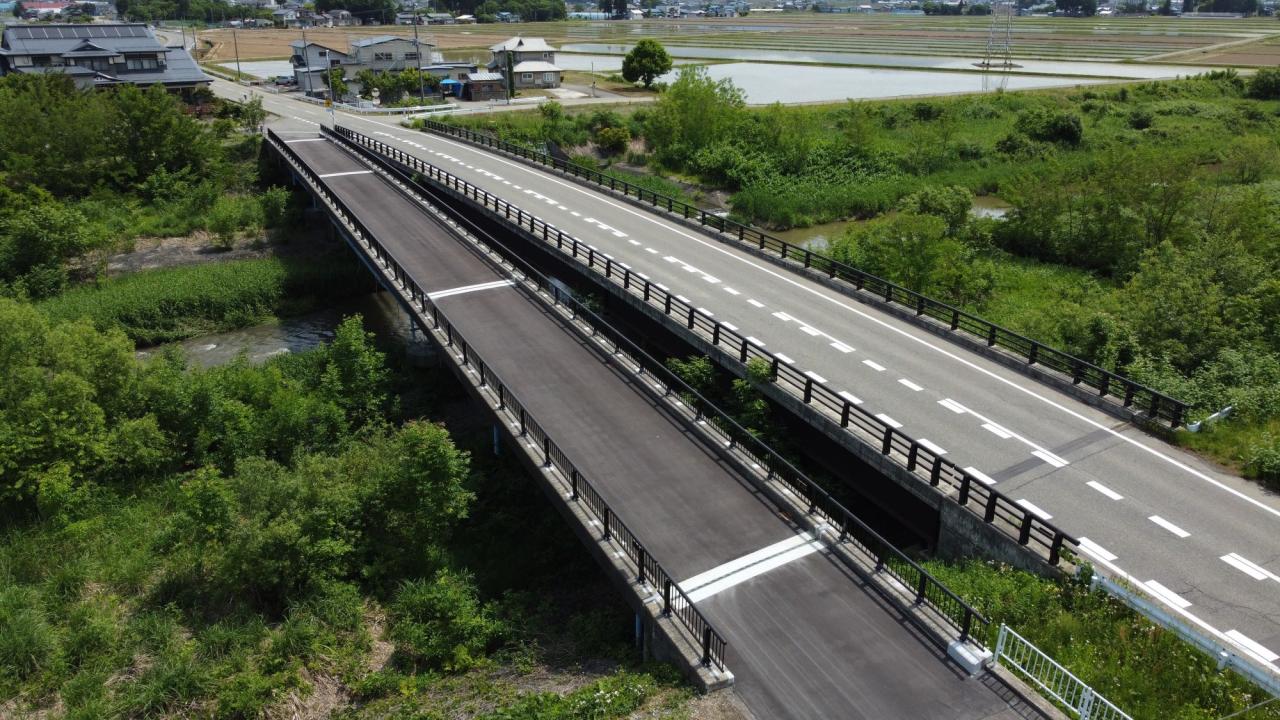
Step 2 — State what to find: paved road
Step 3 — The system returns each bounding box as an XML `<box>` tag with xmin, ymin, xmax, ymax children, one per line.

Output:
<box><xmin>279</xmin><ymin>131</ymin><xmax>1047</xmax><ymax>719</ymax></box>
<box><xmin>235</xmin><ymin>81</ymin><xmax>1280</xmax><ymax>679</ymax></box>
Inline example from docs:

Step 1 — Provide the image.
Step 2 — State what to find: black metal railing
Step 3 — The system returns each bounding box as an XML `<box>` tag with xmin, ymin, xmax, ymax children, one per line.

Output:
<box><xmin>413</xmin><ymin>118</ymin><xmax>1187</xmax><ymax>429</ymax></box>
<box><xmin>336</xmin><ymin>124</ymin><xmax>1081</xmax><ymax>575</ymax></box>
<box><xmin>323</xmin><ymin>124</ymin><xmax>995</xmax><ymax>647</ymax></box>
<box><xmin>267</xmin><ymin>128</ymin><xmax>731</xmax><ymax>670</ymax></box>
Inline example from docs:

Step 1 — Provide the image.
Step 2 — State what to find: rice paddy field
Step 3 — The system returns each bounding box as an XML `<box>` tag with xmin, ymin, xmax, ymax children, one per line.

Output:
<box><xmin>199</xmin><ymin>14</ymin><xmax>1280</xmax><ymax>66</ymax></box>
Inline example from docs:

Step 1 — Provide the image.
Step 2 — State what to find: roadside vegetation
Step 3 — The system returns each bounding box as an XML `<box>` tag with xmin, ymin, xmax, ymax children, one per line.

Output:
<box><xmin>924</xmin><ymin>560</ymin><xmax>1280</xmax><ymax>720</ymax></box>
<box><xmin>0</xmin><ymin>303</ymin><xmax>696</xmax><ymax>718</ymax></box>
<box><xmin>0</xmin><ymin>73</ymin><xmax>278</xmax><ymax>301</ymax></box>
<box><xmin>434</xmin><ymin>66</ymin><xmax>1280</xmax><ymax>486</ymax></box>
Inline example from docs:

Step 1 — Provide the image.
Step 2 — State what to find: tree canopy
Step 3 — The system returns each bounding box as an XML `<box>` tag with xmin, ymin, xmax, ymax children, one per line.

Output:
<box><xmin>622</xmin><ymin>39</ymin><xmax>673</xmax><ymax>89</ymax></box>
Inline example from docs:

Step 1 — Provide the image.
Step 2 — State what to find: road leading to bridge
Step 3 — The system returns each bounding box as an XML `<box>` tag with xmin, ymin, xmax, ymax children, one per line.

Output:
<box><xmin>276</xmin><ymin>129</ymin><xmax>1048</xmax><ymax>719</ymax></box>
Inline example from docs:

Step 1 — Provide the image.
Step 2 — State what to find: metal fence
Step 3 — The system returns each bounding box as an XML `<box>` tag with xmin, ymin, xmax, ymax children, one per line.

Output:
<box><xmin>335</xmin><ymin>123</ymin><xmax>1080</xmax><ymax>572</ymax></box>
<box><xmin>413</xmin><ymin>118</ymin><xmax>1188</xmax><ymax>429</ymax></box>
<box><xmin>324</xmin><ymin>123</ymin><xmax>994</xmax><ymax>648</ymax></box>
<box><xmin>266</xmin><ymin>128</ymin><xmax>732</xmax><ymax>670</ymax></box>
<box><xmin>994</xmin><ymin>625</ymin><xmax>1133</xmax><ymax>720</ymax></box>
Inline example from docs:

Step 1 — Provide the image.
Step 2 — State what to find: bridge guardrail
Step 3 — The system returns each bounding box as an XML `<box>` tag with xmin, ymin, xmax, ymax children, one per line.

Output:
<box><xmin>267</xmin><ymin>128</ymin><xmax>729</xmax><ymax>671</ymax></box>
<box><xmin>412</xmin><ymin>118</ymin><xmax>1188</xmax><ymax>429</ymax></box>
<box><xmin>337</xmin><ymin>124</ymin><xmax>1080</xmax><ymax>574</ymax></box>
<box><xmin>326</xmin><ymin>124</ymin><xmax>994</xmax><ymax>647</ymax></box>
<box><xmin>994</xmin><ymin>624</ymin><xmax>1133</xmax><ymax>720</ymax></box>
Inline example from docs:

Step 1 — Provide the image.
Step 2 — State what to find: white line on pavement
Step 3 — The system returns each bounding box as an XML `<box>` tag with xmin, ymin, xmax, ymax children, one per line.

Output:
<box><xmin>724</xmin><ymin>287</ymin><xmax>741</xmax><ymax>295</ymax></box>
<box><xmin>830</xmin><ymin>342</ymin><xmax>854</xmax><ymax>353</ymax></box>
<box><xmin>1220</xmin><ymin>553</ymin><xmax>1280</xmax><ymax>582</ymax></box>
<box><xmin>1032</xmin><ymin>449</ymin><xmax>1069</xmax><ymax>468</ymax></box>
<box><xmin>862</xmin><ymin>359</ymin><xmax>885</xmax><ymax>372</ymax></box>
<box><xmin>1149</xmin><ymin>515</ymin><xmax>1191</xmax><ymax>538</ymax></box>
<box><xmin>747</xmin><ymin>299</ymin><xmax>765</xmax><ymax>308</ymax></box>
<box><xmin>746</xmin><ymin>336</ymin><xmax>765</xmax><ymax>347</ymax></box>
<box><xmin>1145</xmin><ymin>580</ymin><xmax>1192</xmax><ymax>609</ymax></box>
<box><xmin>1087</xmin><ymin>481</ymin><xmax>1124</xmax><ymax>500</ymax></box>
<box><xmin>318</xmin><ymin>170</ymin><xmax>373</xmax><ymax>178</ymax></box>
<box><xmin>898</xmin><ymin>378</ymin><xmax>924</xmax><ymax>392</ymax></box>
<box><xmin>1077</xmin><ymin>537</ymin><xmax>1118</xmax><ymax>562</ymax></box>
<box><xmin>1224</xmin><ymin>630</ymin><xmax>1280</xmax><ymax>663</ymax></box>
<box><xmin>681</xmin><ymin>532</ymin><xmax>825</xmax><ymax>603</ymax></box>
<box><xmin>800</xmin><ymin>326</ymin><xmax>822</xmax><ymax>336</ymax></box>
<box><xmin>1017</xmin><ymin>498</ymin><xmax>1053</xmax><ymax>520</ymax></box>
<box><xmin>982</xmin><ymin>423</ymin><xmax>1013</xmax><ymax>439</ymax></box>
<box><xmin>775</xmin><ymin>353</ymin><xmax>796</xmax><ymax>364</ymax></box>
<box><xmin>804</xmin><ymin>371</ymin><xmax>827</xmax><ymax>384</ymax></box>
<box><xmin>963</xmin><ymin>466</ymin><xmax>997</xmax><ymax>485</ymax></box>
<box><xmin>427</xmin><ymin>279</ymin><xmax>515</xmax><ymax>299</ymax></box>
<box><xmin>918</xmin><ymin>439</ymin><xmax>947</xmax><ymax>455</ymax></box>
<box><xmin>938</xmin><ymin>398</ymin><xmax>969</xmax><ymax>414</ymax></box>
<box><xmin>838</xmin><ymin>391</ymin><xmax>862</xmax><ymax>405</ymax></box>
<box><xmin>876</xmin><ymin>413</ymin><xmax>902</xmax><ymax>429</ymax></box>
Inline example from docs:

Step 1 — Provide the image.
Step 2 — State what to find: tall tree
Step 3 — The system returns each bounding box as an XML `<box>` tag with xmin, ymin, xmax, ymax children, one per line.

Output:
<box><xmin>622</xmin><ymin>38</ymin><xmax>672</xmax><ymax>88</ymax></box>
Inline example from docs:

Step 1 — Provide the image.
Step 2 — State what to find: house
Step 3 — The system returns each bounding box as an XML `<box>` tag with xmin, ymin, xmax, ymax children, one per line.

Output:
<box><xmin>487</xmin><ymin>36</ymin><xmax>561</xmax><ymax>89</ymax></box>
<box><xmin>495</xmin><ymin>11</ymin><xmax>521</xmax><ymax>21</ymax></box>
<box><xmin>462</xmin><ymin>71</ymin><xmax>504</xmax><ymax>101</ymax></box>
<box><xmin>0</xmin><ymin>23</ymin><xmax>209</xmax><ymax>91</ymax></box>
<box><xmin>272</xmin><ymin>7</ymin><xmax>298</xmax><ymax>26</ymax></box>
<box><xmin>346</xmin><ymin>36</ymin><xmax>428</xmax><ymax>71</ymax></box>
<box><xmin>289</xmin><ymin>39</ymin><xmax>347</xmax><ymax>93</ymax></box>
<box><xmin>420</xmin><ymin>61</ymin><xmax>477</xmax><ymax>80</ymax></box>
<box><xmin>330</xmin><ymin>9</ymin><xmax>355</xmax><ymax>25</ymax></box>
<box><xmin>394</xmin><ymin>11</ymin><xmax>421</xmax><ymax>24</ymax></box>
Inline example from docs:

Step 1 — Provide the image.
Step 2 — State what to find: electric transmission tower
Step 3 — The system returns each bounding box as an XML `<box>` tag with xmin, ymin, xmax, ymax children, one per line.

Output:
<box><xmin>981</xmin><ymin>1</ymin><xmax>1015</xmax><ymax>70</ymax></box>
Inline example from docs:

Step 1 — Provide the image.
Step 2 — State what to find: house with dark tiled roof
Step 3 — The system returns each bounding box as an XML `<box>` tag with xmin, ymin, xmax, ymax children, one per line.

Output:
<box><xmin>0</xmin><ymin>23</ymin><xmax>208</xmax><ymax>90</ymax></box>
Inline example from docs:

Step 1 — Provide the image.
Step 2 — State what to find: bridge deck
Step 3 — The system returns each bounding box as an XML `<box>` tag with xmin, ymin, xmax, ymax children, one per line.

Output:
<box><xmin>284</xmin><ymin>134</ymin><xmax>1042</xmax><ymax>720</ymax></box>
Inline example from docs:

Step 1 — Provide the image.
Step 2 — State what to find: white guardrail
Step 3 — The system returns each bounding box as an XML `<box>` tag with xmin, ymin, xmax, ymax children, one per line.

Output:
<box><xmin>994</xmin><ymin>624</ymin><xmax>1133</xmax><ymax>720</ymax></box>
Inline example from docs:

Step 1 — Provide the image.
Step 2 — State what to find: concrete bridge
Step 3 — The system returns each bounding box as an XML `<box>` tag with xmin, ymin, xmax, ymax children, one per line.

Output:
<box><xmin>265</xmin><ymin>125</ymin><xmax>1056</xmax><ymax>720</ymax></box>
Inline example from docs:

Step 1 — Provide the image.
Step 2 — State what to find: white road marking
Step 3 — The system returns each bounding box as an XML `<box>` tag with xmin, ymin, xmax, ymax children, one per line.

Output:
<box><xmin>628</xmin><ymin>239</ymin><xmax>641</xmax><ymax>246</ymax></box>
<box><xmin>1149</xmin><ymin>515</ymin><xmax>1190</xmax><ymax>538</ymax></box>
<box><xmin>318</xmin><ymin>170</ymin><xmax>372</xmax><ymax>178</ymax></box>
<box><xmin>772</xmin><ymin>312</ymin><xmax>794</xmax><ymax>322</ymax></box>
<box><xmin>1077</xmin><ymin>537</ymin><xmax>1118</xmax><ymax>562</ymax></box>
<box><xmin>804</xmin><ymin>371</ymin><xmax>827</xmax><ymax>384</ymax></box>
<box><xmin>830</xmin><ymin>342</ymin><xmax>854</xmax><ymax>353</ymax></box>
<box><xmin>876</xmin><ymin>413</ymin><xmax>902</xmax><ymax>429</ymax></box>
<box><xmin>898</xmin><ymin>378</ymin><xmax>923</xmax><ymax>392</ymax></box>
<box><xmin>746</xmin><ymin>336</ymin><xmax>766</xmax><ymax>347</ymax></box>
<box><xmin>724</xmin><ymin>287</ymin><xmax>741</xmax><ymax>295</ymax></box>
<box><xmin>702</xmin><ymin>275</ymin><xmax>721</xmax><ymax>284</ymax></box>
<box><xmin>645</xmin><ymin>247</ymin><xmax>659</xmax><ymax>254</ymax></box>
<box><xmin>918</xmin><ymin>439</ymin><xmax>947</xmax><ymax>456</ymax></box>
<box><xmin>800</xmin><ymin>326</ymin><xmax>822</xmax><ymax>336</ymax></box>
<box><xmin>1145</xmin><ymin>580</ymin><xmax>1192</xmax><ymax>609</ymax></box>
<box><xmin>663</xmin><ymin>256</ymin><xmax>679</xmax><ymax>263</ymax></box>
<box><xmin>838</xmin><ymin>391</ymin><xmax>863</xmax><ymax>405</ymax></box>
<box><xmin>963</xmin><ymin>467</ymin><xmax>997</xmax><ymax>485</ymax></box>
<box><xmin>1220</xmin><ymin>553</ymin><xmax>1280</xmax><ymax>582</ymax></box>
<box><xmin>676</xmin><ymin>294</ymin><xmax>690</xmax><ymax>303</ymax></box>
<box><xmin>982</xmin><ymin>422</ymin><xmax>1012</xmax><ymax>439</ymax></box>
<box><xmin>747</xmin><ymin>299</ymin><xmax>765</xmax><ymax>308</ymax></box>
<box><xmin>696</xmin><ymin>307</ymin><xmax>714</xmax><ymax>316</ymax></box>
<box><xmin>1032</xmin><ymin>449</ymin><xmax>1069</xmax><ymax>468</ymax></box>
<box><xmin>1224</xmin><ymin>630</ymin><xmax>1280</xmax><ymax>663</ymax></box>
<box><xmin>938</xmin><ymin>398</ymin><xmax>969</xmax><ymax>414</ymax></box>
<box><xmin>862</xmin><ymin>359</ymin><xmax>885</xmax><ymax>372</ymax></box>
<box><xmin>1017</xmin><ymin>499</ymin><xmax>1053</xmax><ymax>520</ymax></box>
<box><xmin>680</xmin><ymin>532</ymin><xmax>825</xmax><ymax>603</ymax></box>
<box><xmin>284</xmin><ymin>137</ymin><xmax>324</xmax><ymax>143</ymax></box>
<box><xmin>721</xmin><ymin>322</ymin><xmax>738</xmax><ymax>331</ymax></box>
<box><xmin>1087</xmin><ymin>481</ymin><xmax>1124</xmax><ymax>501</ymax></box>
<box><xmin>775</xmin><ymin>353</ymin><xmax>796</xmax><ymax>364</ymax></box>
<box><xmin>427</xmin><ymin>279</ymin><xmax>515</xmax><ymax>299</ymax></box>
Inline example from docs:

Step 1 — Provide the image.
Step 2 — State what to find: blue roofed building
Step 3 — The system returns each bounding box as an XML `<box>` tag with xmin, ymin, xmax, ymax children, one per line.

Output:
<box><xmin>0</xmin><ymin>24</ymin><xmax>209</xmax><ymax>91</ymax></box>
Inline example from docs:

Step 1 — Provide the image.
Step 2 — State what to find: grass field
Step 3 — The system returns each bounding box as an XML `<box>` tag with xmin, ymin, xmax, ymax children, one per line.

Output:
<box><xmin>199</xmin><ymin>15</ymin><xmax>1280</xmax><ymax>64</ymax></box>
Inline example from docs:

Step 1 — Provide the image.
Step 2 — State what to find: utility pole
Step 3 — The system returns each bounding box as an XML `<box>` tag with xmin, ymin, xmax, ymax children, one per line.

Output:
<box><xmin>232</xmin><ymin>25</ymin><xmax>242</xmax><ymax>80</ymax></box>
<box><xmin>411</xmin><ymin>0</ymin><xmax>425</xmax><ymax>104</ymax></box>
<box><xmin>301</xmin><ymin>24</ymin><xmax>313</xmax><ymax>96</ymax></box>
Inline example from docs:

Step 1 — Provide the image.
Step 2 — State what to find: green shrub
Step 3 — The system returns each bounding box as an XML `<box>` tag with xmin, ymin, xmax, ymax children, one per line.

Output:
<box><xmin>389</xmin><ymin>569</ymin><xmax>504</xmax><ymax>671</ymax></box>
<box><xmin>595</xmin><ymin>125</ymin><xmax>632</xmax><ymax>155</ymax></box>
<box><xmin>1014</xmin><ymin>107</ymin><xmax>1083</xmax><ymax>146</ymax></box>
<box><xmin>1127</xmin><ymin>107</ymin><xmax>1153</xmax><ymax>130</ymax></box>
<box><xmin>1247</xmin><ymin>67</ymin><xmax>1280</xmax><ymax>100</ymax></box>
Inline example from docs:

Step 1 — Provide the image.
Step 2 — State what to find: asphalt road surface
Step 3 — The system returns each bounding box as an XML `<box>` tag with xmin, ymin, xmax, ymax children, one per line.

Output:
<box><xmin>279</xmin><ymin>131</ymin><xmax>1047</xmax><ymax>719</ymax></box>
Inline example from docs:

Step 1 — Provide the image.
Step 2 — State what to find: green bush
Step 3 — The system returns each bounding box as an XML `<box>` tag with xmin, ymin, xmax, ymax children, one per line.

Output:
<box><xmin>1014</xmin><ymin>107</ymin><xmax>1083</xmax><ymax>146</ymax></box>
<box><xmin>595</xmin><ymin>125</ymin><xmax>632</xmax><ymax>155</ymax></box>
<box><xmin>1247</xmin><ymin>67</ymin><xmax>1280</xmax><ymax>100</ymax></box>
<box><xmin>389</xmin><ymin>569</ymin><xmax>504</xmax><ymax>671</ymax></box>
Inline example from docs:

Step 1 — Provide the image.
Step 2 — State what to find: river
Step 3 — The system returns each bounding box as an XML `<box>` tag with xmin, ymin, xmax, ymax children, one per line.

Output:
<box><xmin>135</xmin><ymin>292</ymin><xmax>426</xmax><ymax>368</ymax></box>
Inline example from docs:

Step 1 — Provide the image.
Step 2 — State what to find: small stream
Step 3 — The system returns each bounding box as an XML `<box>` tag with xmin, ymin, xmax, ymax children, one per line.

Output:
<box><xmin>136</xmin><ymin>292</ymin><xmax>425</xmax><ymax>368</ymax></box>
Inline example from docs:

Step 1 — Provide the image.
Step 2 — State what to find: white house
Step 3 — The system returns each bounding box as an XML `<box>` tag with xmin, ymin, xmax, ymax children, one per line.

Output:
<box><xmin>487</xmin><ymin>36</ymin><xmax>561</xmax><ymax>89</ymax></box>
